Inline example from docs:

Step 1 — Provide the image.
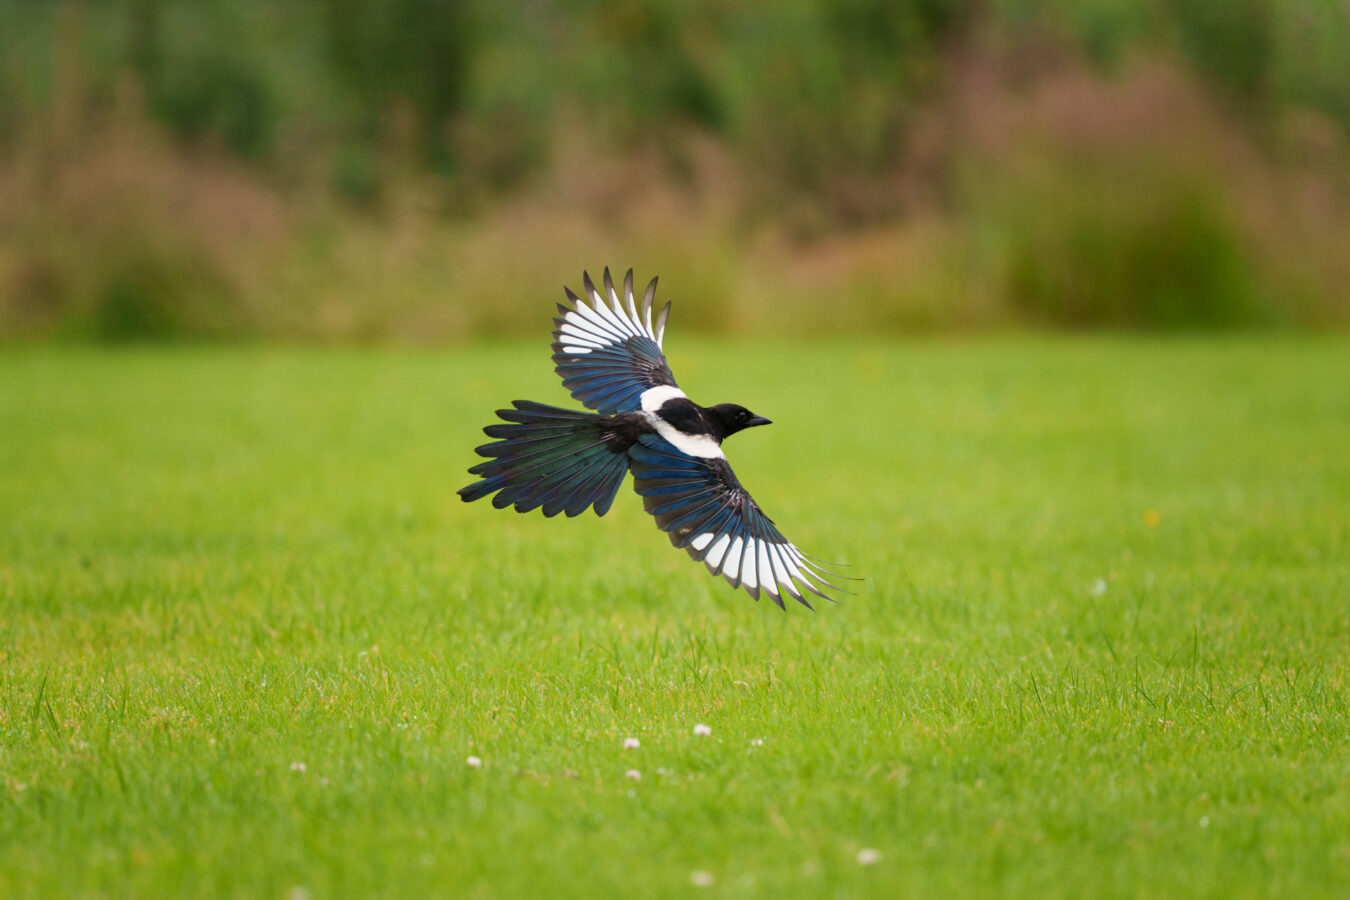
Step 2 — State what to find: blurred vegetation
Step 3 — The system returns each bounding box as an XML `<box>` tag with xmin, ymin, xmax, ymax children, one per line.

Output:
<box><xmin>0</xmin><ymin>0</ymin><xmax>1347</xmax><ymax>340</ymax></box>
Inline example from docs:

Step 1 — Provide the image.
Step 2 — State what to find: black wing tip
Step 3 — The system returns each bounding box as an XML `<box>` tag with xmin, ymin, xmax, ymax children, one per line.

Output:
<box><xmin>458</xmin><ymin>481</ymin><xmax>496</xmax><ymax>503</ymax></box>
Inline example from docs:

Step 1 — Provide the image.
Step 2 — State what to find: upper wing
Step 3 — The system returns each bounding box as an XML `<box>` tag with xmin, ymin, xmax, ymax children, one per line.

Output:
<box><xmin>627</xmin><ymin>433</ymin><xmax>843</xmax><ymax>609</ymax></box>
<box><xmin>552</xmin><ymin>268</ymin><xmax>678</xmax><ymax>415</ymax></box>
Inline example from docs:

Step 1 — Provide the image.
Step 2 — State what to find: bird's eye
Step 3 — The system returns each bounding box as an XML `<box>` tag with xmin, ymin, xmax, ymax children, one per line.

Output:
<box><xmin>737</xmin><ymin>411</ymin><xmax>748</xmax><ymax>422</ymax></box>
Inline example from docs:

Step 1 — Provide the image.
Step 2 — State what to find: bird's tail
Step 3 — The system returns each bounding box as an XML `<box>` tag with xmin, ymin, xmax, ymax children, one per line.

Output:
<box><xmin>458</xmin><ymin>401</ymin><xmax>631</xmax><ymax>517</ymax></box>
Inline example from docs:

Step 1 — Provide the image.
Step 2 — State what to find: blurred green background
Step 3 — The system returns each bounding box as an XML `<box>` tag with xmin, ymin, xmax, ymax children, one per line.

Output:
<box><xmin>2</xmin><ymin>0</ymin><xmax>1348</xmax><ymax>341</ymax></box>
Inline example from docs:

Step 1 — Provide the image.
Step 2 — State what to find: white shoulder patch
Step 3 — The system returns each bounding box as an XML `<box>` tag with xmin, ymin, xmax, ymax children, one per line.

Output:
<box><xmin>639</xmin><ymin>384</ymin><xmax>686</xmax><ymax>412</ymax></box>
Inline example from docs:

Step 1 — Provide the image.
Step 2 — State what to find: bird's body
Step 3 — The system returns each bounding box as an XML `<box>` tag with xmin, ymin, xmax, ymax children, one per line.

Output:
<box><xmin>458</xmin><ymin>269</ymin><xmax>844</xmax><ymax>608</ymax></box>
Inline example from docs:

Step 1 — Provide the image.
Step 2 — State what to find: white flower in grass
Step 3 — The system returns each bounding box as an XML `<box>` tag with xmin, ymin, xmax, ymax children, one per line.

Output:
<box><xmin>856</xmin><ymin>848</ymin><xmax>881</xmax><ymax>866</ymax></box>
<box><xmin>623</xmin><ymin>737</ymin><xmax>641</xmax><ymax>749</ymax></box>
<box><xmin>625</xmin><ymin>769</ymin><xmax>641</xmax><ymax>780</ymax></box>
<box><xmin>1090</xmin><ymin>578</ymin><xmax>1108</xmax><ymax>596</ymax></box>
<box><xmin>693</xmin><ymin>723</ymin><xmax>712</xmax><ymax>737</ymax></box>
<box><xmin>690</xmin><ymin>870</ymin><xmax>715</xmax><ymax>887</ymax></box>
<box><xmin>465</xmin><ymin>756</ymin><xmax>483</xmax><ymax>768</ymax></box>
<box><xmin>750</xmin><ymin>738</ymin><xmax>764</xmax><ymax>747</ymax></box>
<box><xmin>289</xmin><ymin>761</ymin><xmax>306</xmax><ymax>772</ymax></box>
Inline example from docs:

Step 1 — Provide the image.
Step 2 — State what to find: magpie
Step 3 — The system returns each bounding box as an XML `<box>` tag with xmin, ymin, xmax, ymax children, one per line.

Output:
<box><xmin>458</xmin><ymin>268</ymin><xmax>845</xmax><ymax>609</ymax></box>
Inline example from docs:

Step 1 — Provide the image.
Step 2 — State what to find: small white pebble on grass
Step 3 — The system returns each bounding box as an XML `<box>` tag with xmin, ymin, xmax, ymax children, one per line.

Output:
<box><xmin>625</xmin><ymin>769</ymin><xmax>641</xmax><ymax>781</ymax></box>
<box><xmin>693</xmin><ymin>723</ymin><xmax>712</xmax><ymax>736</ymax></box>
<box><xmin>465</xmin><ymin>756</ymin><xmax>482</xmax><ymax>768</ymax></box>
<box><xmin>1090</xmin><ymin>578</ymin><xmax>1108</xmax><ymax>596</ymax></box>
<box><xmin>856</xmin><ymin>848</ymin><xmax>881</xmax><ymax>866</ymax></box>
<box><xmin>289</xmin><ymin>761</ymin><xmax>306</xmax><ymax>773</ymax></box>
<box><xmin>623</xmin><ymin>737</ymin><xmax>640</xmax><ymax>749</ymax></box>
<box><xmin>690</xmin><ymin>871</ymin><xmax>716</xmax><ymax>887</ymax></box>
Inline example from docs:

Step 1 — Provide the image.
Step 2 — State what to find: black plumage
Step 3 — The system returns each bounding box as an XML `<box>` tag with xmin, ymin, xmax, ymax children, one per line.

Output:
<box><xmin>459</xmin><ymin>268</ymin><xmax>847</xmax><ymax>608</ymax></box>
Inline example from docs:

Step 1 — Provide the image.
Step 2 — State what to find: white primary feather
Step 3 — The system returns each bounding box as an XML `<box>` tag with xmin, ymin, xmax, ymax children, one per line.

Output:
<box><xmin>773</xmin><ymin>546</ymin><xmax>808</xmax><ymax>588</ymax></box>
<box><xmin>588</xmin><ymin>284</ymin><xmax>634</xmax><ymax>338</ymax></box>
<box><xmin>740</xmin><ymin>538</ymin><xmax>759</xmax><ymax>590</ymax></box>
<box><xmin>763</xmin><ymin>545</ymin><xmax>788</xmax><ymax>596</ymax></box>
<box><xmin>558</xmin><ymin>321</ymin><xmax>605</xmax><ymax>345</ymax></box>
<box><xmin>778</xmin><ymin>546</ymin><xmax>805</xmax><ymax>596</ymax></box>
<box><xmin>705</xmin><ymin>534</ymin><xmax>731</xmax><ymax>570</ymax></box>
<box><xmin>560</xmin><ymin>270</ymin><xmax>665</xmax><ymax>351</ymax></box>
<box><xmin>604</xmin><ymin>276</ymin><xmax>632</xmax><ymax>328</ymax></box>
<box><xmin>623</xmin><ymin>271</ymin><xmax>641</xmax><ymax>322</ymax></box>
<box><xmin>722</xmin><ymin>537</ymin><xmax>743</xmax><ymax>581</ymax></box>
<box><xmin>567</xmin><ymin>303</ymin><xmax>624</xmax><ymax>343</ymax></box>
<box><xmin>757</xmin><ymin>542</ymin><xmax>778</xmax><ymax>597</ymax></box>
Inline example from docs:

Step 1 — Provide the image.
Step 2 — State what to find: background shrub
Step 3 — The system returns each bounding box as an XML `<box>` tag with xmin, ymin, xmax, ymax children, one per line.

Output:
<box><xmin>0</xmin><ymin>0</ymin><xmax>1346</xmax><ymax>339</ymax></box>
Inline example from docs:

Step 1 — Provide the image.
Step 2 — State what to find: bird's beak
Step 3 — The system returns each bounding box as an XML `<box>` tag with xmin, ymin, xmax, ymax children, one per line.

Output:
<box><xmin>747</xmin><ymin>415</ymin><xmax>773</xmax><ymax>427</ymax></box>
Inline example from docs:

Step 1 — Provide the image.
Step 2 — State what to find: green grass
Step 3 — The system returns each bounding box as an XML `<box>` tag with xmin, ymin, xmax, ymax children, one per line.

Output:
<box><xmin>2</xmin><ymin>337</ymin><xmax>1348</xmax><ymax>898</ymax></box>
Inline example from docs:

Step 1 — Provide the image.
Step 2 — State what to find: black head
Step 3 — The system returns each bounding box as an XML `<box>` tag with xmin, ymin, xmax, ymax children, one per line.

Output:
<box><xmin>707</xmin><ymin>403</ymin><xmax>772</xmax><ymax>441</ymax></box>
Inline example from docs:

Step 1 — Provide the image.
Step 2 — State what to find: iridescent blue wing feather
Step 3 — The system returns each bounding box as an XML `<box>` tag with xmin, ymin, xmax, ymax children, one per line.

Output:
<box><xmin>627</xmin><ymin>434</ymin><xmax>843</xmax><ymax>609</ymax></box>
<box><xmin>458</xmin><ymin>401</ymin><xmax>629</xmax><ymax>517</ymax></box>
<box><xmin>552</xmin><ymin>268</ymin><xmax>677</xmax><ymax>415</ymax></box>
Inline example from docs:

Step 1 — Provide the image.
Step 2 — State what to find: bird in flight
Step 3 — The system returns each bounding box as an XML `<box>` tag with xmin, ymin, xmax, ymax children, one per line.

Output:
<box><xmin>458</xmin><ymin>269</ymin><xmax>846</xmax><ymax>609</ymax></box>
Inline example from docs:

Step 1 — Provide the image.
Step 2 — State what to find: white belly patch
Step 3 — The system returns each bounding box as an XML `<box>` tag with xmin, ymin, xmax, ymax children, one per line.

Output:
<box><xmin>648</xmin><ymin>414</ymin><xmax>725</xmax><ymax>460</ymax></box>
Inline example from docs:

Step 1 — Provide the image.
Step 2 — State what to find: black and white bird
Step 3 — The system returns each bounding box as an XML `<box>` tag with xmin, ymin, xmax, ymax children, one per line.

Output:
<box><xmin>458</xmin><ymin>268</ymin><xmax>846</xmax><ymax>609</ymax></box>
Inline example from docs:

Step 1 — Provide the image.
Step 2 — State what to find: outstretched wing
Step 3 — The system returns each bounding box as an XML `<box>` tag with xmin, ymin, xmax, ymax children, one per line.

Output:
<box><xmin>627</xmin><ymin>433</ymin><xmax>843</xmax><ymax>610</ymax></box>
<box><xmin>552</xmin><ymin>268</ymin><xmax>678</xmax><ymax>415</ymax></box>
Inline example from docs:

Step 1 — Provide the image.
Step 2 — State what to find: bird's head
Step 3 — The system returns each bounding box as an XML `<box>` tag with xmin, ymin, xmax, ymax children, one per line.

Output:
<box><xmin>708</xmin><ymin>403</ymin><xmax>772</xmax><ymax>440</ymax></box>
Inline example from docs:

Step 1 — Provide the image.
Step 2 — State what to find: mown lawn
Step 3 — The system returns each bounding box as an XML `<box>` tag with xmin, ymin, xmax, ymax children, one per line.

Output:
<box><xmin>1</xmin><ymin>337</ymin><xmax>1348</xmax><ymax>898</ymax></box>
